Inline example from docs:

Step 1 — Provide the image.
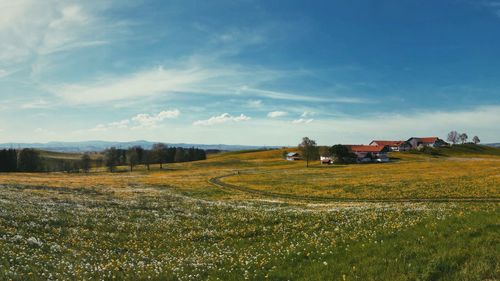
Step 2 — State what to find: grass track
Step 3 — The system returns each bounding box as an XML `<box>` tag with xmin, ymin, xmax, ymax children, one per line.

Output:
<box><xmin>210</xmin><ymin>172</ymin><xmax>500</xmax><ymax>203</ymax></box>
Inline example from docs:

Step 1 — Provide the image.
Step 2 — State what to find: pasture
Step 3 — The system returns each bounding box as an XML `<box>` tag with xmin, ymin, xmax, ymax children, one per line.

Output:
<box><xmin>0</xmin><ymin>147</ymin><xmax>499</xmax><ymax>280</ymax></box>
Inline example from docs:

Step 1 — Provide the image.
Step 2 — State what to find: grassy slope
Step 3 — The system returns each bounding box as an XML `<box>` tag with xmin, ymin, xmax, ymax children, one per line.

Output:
<box><xmin>274</xmin><ymin>205</ymin><xmax>499</xmax><ymax>281</ymax></box>
<box><xmin>437</xmin><ymin>144</ymin><xmax>500</xmax><ymax>156</ymax></box>
<box><xmin>219</xmin><ymin>146</ymin><xmax>500</xmax><ymax>200</ymax></box>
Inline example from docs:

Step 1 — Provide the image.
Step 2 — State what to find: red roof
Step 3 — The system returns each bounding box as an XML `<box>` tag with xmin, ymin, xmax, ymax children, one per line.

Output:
<box><xmin>370</xmin><ymin>140</ymin><xmax>405</xmax><ymax>146</ymax></box>
<box><xmin>418</xmin><ymin>137</ymin><xmax>438</xmax><ymax>143</ymax></box>
<box><xmin>346</xmin><ymin>145</ymin><xmax>387</xmax><ymax>153</ymax></box>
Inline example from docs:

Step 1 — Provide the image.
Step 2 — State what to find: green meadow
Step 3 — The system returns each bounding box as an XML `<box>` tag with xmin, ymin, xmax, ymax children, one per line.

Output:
<box><xmin>0</xmin><ymin>146</ymin><xmax>499</xmax><ymax>280</ymax></box>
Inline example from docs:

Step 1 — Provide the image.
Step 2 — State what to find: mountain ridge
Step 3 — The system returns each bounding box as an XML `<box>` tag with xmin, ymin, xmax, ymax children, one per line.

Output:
<box><xmin>0</xmin><ymin>140</ymin><xmax>279</xmax><ymax>152</ymax></box>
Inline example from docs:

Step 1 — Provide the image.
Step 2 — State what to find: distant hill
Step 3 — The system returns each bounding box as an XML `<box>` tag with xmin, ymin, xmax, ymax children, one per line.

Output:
<box><xmin>485</xmin><ymin>143</ymin><xmax>500</xmax><ymax>148</ymax></box>
<box><xmin>0</xmin><ymin>140</ymin><xmax>279</xmax><ymax>153</ymax></box>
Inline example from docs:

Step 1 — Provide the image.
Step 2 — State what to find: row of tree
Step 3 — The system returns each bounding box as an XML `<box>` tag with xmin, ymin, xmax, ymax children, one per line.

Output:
<box><xmin>103</xmin><ymin>144</ymin><xmax>207</xmax><ymax>172</ymax></box>
<box><xmin>0</xmin><ymin>144</ymin><xmax>207</xmax><ymax>173</ymax></box>
<box><xmin>447</xmin><ymin>131</ymin><xmax>480</xmax><ymax>145</ymax></box>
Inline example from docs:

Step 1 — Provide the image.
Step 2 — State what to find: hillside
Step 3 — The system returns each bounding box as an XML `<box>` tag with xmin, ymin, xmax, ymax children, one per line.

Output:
<box><xmin>436</xmin><ymin>144</ymin><xmax>500</xmax><ymax>156</ymax></box>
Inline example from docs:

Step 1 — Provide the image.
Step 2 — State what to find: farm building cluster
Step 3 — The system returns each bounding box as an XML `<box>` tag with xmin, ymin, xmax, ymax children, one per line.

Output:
<box><xmin>289</xmin><ymin>136</ymin><xmax>448</xmax><ymax>164</ymax></box>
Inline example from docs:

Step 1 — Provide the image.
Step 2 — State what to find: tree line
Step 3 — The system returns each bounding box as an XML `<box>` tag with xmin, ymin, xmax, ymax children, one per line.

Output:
<box><xmin>104</xmin><ymin>144</ymin><xmax>207</xmax><ymax>172</ymax></box>
<box><xmin>0</xmin><ymin>144</ymin><xmax>207</xmax><ymax>173</ymax></box>
<box><xmin>0</xmin><ymin>148</ymin><xmax>43</xmax><ymax>172</ymax></box>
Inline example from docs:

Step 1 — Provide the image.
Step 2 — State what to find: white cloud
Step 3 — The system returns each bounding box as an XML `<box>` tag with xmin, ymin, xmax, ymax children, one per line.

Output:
<box><xmin>267</xmin><ymin>111</ymin><xmax>288</xmax><ymax>118</ymax></box>
<box><xmin>89</xmin><ymin>119</ymin><xmax>129</xmax><ymax>132</ymax></box>
<box><xmin>132</xmin><ymin>109</ymin><xmax>180</xmax><ymax>128</ymax></box>
<box><xmin>193</xmin><ymin>113</ymin><xmax>251</xmax><ymax>126</ymax></box>
<box><xmin>88</xmin><ymin>109</ymin><xmax>179</xmax><ymax>132</ymax></box>
<box><xmin>292</xmin><ymin>118</ymin><xmax>314</xmax><ymax>124</ymax></box>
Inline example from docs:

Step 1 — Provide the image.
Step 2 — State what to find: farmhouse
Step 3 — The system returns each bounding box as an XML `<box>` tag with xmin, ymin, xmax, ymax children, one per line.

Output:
<box><xmin>286</xmin><ymin>152</ymin><xmax>301</xmax><ymax>161</ymax></box>
<box><xmin>346</xmin><ymin>145</ymin><xmax>390</xmax><ymax>163</ymax></box>
<box><xmin>369</xmin><ymin>140</ymin><xmax>411</xmax><ymax>152</ymax></box>
<box><xmin>406</xmin><ymin>137</ymin><xmax>448</xmax><ymax>149</ymax></box>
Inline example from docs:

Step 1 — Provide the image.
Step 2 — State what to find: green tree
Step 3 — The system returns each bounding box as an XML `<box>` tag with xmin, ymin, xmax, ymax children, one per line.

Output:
<box><xmin>80</xmin><ymin>153</ymin><xmax>91</xmax><ymax>173</ymax></box>
<box><xmin>298</xmin><ymin>137</ymin><xmax>319</xmax><ymax>168</ymax></box>
<box><xmin>472</xmin><ymin>136</ymin><xmax>480</xmax><ymax>144</ymax></box>
<box><xmin>328</xmin><ymin>144</ymin><xmax>352</xmax><ymax>163</ymax></box>
<box><xmin>152</xmin><ymin>143</ymin><xmax>168</xmax><ymax>169</ymax></box>
<box><xmin>104</xmin><ymin>147</ymin><xmax>119</xmax><ymax>172</ymax></box>
<box><xmin>174</xmin><ymin>147</ymin><xmax>186</xmax><ymax>162</ymax></box>
<box><xmin>17</xmin><ymin>148</ymin><xmax>41</xmax><ymax>172</ymax></box>
<box><xmin>0</xmin><ymin>149</ymin><xmax>17</xmax><ymax>172</ymax></box>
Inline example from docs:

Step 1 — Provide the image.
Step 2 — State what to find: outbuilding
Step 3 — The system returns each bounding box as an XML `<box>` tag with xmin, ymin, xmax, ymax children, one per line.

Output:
<box><xmin>286</xmin><ymin>152</ymin><xmax>301</xmax><ymax>161</ymax></box>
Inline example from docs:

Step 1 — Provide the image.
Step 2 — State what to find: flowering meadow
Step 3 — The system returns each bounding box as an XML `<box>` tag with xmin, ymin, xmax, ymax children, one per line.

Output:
<box><xmin>0</xmin><ymin>149</ymin><xmax>498</xmax><ymax>280</ymax></box>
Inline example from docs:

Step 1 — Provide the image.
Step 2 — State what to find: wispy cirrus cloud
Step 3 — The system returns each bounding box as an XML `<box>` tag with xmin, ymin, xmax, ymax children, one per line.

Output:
<box><xmin>50</xmin><ymin>63</ymin><xmax>358</xmax><ymax>106</ymax></box>
<box><xmin>193</xmin><ymin>113</ymin><xmax>251</xmax><ymax>126</ymax></box>
<box><xmin>51</xmin><ymin>66</ymin><xmax>213</xmax><ymax>104</ymax></box>
<box><xmin>0</xmin><ymin>1</ymin><xmax>120</xmax><ymax>66</ymax></box>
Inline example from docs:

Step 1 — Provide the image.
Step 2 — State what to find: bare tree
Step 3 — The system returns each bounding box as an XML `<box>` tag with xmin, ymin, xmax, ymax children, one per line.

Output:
<box><xmin>459</xmin><ymin>133</ymin><xmax>468</xmax><ymax>144</ymax></box>
<box><xmin>143</xmin><ymin>150</ymin><xmax>153</xmax><ymax>171</ymax></box>
<box><xmin>472</xmin><ymin>136</ymin><xmax>480</xmax><ymax>144</ymax></box>
<box><xmin>447</xmin><ymin>131</ymin><xmax>459</xmax><ymax>145</ymax></box>
<box><xmin>127</xmin><ymin>146</ymin><xmax>143</xmax><ymax>171</ymax></box>
<box><xmin>298</xmin><ymin>137</ymin><xmax>319</xmax><ymax>168</ymax></box>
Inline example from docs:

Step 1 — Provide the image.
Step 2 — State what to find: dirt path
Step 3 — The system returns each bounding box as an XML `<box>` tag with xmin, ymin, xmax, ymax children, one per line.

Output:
<box><xmin>209</xmin><ymin>173</ymin><xmax>500</xmax><ymax>203</ymax></box>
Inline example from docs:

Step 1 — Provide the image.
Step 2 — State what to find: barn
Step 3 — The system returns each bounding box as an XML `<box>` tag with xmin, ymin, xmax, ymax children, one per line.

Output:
<box><xmin>369</xmin><ymin>140</ymin><xmax>411</xmax><ymax>152</ymax></box>
<box><xmin>406</xmin><ymin>137</ymin><xmax>448</xmax><ymax>149</ymax></box>
<box><xmin>345</xmin><ymin>145</ymin><xmax>390</xmax><ymax>163</ymax></box>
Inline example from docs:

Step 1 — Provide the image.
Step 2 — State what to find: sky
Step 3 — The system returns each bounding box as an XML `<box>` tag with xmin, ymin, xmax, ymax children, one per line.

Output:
<box><xmin>0</xmin><ymin>0</ymin><xmax>499</xmax><ymax>146</ymax></box>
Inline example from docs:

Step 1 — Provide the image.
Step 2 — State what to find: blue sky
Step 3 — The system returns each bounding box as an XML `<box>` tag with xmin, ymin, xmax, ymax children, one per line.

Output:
<box><xmin>0</xmin><ymin>0</ymin><xmax>499</xmax><ymax>145</ymax></box>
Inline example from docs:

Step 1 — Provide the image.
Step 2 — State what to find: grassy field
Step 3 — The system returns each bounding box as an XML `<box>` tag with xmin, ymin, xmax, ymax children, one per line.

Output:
<box><xmin>0</xmin><ymin>146</ymin><xmax>499</xmax><ymax>280</ymax></box>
